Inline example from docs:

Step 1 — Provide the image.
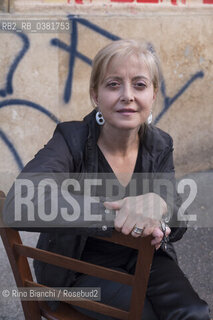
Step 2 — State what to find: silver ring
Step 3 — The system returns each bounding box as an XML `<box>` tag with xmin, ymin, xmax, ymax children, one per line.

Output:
<box><xmin>132</xmin><ymin>226</ymin><xmax>144</xmax><ymax>235</ymax></box>
<box><xmin>160</xmin><ymin>221</ymin><xmax>167</xmax><ymax>236</ymax></box>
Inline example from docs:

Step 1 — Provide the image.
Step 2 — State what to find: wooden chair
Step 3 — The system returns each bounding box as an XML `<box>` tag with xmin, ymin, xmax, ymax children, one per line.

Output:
<box><xmin>0</xmin><ymin>191</ymin><xmax>154</xmax><ymax>320</ymax></box>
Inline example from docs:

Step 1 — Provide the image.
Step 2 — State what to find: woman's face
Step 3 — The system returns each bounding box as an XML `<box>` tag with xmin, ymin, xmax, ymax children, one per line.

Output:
<box><xmin>93</xmin><ymin>54</ymin><xmax>156</xmax><ymax>132</ymax></box>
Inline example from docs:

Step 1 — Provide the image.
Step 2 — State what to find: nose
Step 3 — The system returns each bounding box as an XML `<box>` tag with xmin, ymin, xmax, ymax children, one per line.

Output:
<box><xmin>120</xmin><ymin>83</ymin><xmax>134</xmax><ymax>103</ymax></box>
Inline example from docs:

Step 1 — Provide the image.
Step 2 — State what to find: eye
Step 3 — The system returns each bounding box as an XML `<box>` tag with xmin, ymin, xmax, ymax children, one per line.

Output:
<box><xmin>134</xmin><ymin>82</ymin><xmax>147</xmax><ymax>90</ymax></box>
<box><xmin>106</xmin><ymin>81</ymin><xmax>120</xmax><ymax>88</ymax></box>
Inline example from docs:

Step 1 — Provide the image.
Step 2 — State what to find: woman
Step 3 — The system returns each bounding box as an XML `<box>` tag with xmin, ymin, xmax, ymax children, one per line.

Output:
<box><xmin>4</xmin><ymin>40</ymin><xmax>210</xmax><ymax>319</ymax></box>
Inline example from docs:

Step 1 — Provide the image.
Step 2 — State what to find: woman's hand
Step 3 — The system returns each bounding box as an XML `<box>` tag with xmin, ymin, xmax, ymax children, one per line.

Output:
<box><xmin>104</xmin><ymin>193</ymin><xmax>171</xmax><ymax>250</ymax></box>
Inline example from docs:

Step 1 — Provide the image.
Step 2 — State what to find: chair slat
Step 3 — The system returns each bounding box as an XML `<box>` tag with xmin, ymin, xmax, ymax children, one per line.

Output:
<box><xmin>129</xmin><ymin>243</ymin><xmax>154</xmax><ymax>319</ymax></box>
<box><xmin>26</xmin><ymin>280</ymin><xmax>129</xmax><ymax>320</ymax></box>
<box><xmin>39</xmin><ymin>301</ymin><xmax>93</xmax><ymax>320</ymax></box>
<box><xmin>14</xmin><ymin>244</ymin><xmax>133</xmax><ymax>286</ymax></box>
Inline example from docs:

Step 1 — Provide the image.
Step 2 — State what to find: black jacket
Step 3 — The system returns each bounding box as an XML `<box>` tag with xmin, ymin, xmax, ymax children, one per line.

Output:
<box><xmin>3</xmin><ymin>110</ymin><xmax>187</xmax><ymax>309</ymax></box>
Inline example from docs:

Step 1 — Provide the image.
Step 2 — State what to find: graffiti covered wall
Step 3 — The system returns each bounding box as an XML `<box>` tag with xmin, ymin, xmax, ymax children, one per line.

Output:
<box><xmin>0</xmin><ymin>1</ymin><xmax>213</xmax><ymax>191</ymax></box>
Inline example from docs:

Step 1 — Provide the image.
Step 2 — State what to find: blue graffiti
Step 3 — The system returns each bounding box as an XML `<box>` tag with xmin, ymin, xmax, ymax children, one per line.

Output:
<box><xmin>0</xmin><ymin>33</ymin><xmax>30</xmax><ymax>97</ymax></box>
<box><xmin>0</xmin><ymin>18</ymin><xmax>205</xmax><ymax>171</ymax></box>
<box><xmin>0</xmin><ymin>99</ymin><xmax>60</xmax><ymax>170</ymax></box>
<box><xmin>51</xmin><ymin>16</ymin><xmax>120</xmax><ymax>103</ymax></box>
<box><xmin>51</xmin><ymin>16</ymin><xmax>204</xmax><ymax>127</ymax></box>
<box><xmin>154</xmin><ymin>71</ymin><xmax>204</xmax><ymax>124</ymax></box>
<box><xmin>0</xmin><ymin>99</ymin><xmax>60</xmax><ymax>124</ymax></box>
<box><xmin>0</xmin><ymin>33</ymin><xmax>60</xmax><ymax>170</ymax></box>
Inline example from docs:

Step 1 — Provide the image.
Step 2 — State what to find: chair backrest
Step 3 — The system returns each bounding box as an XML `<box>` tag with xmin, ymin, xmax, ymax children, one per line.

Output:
<box><xmin>0</xmin><ymin>191</ymin><xmax>154</xmax><ymax>320</ymax></box>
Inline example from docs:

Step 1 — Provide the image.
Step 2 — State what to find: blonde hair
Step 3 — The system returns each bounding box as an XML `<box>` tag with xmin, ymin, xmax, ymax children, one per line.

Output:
<box><xmin>90</xmin><ymin>39</ymin><xmax>161</xmax><ymax>107</ymax></box>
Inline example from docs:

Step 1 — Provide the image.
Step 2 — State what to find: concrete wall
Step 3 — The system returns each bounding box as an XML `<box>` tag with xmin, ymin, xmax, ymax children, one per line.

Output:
<box><xmin>0</xmin><ymin>0</ymin><xmax>213</xmax><ymax>192</ymax></box>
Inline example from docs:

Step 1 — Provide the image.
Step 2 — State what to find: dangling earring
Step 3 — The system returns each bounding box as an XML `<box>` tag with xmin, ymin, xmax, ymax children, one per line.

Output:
<box><xmin>147</xmin><ymin>112</ymin><xmax>152</xmax><ymax>125</ymax></box>
<box><xmin>96</xmin><ymin>111</ymin><xmax>105</xmax><ymax>125</ymax></box>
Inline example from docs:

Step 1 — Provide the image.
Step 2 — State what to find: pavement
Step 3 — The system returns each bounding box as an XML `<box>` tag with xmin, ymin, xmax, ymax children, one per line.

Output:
<box><xmin>173</xmin><ymin>170</ymin><xmax>213</xmax><ymax>317</ymax></box>
<box><xmin>0</xmin><ymin>171</ymin><xmax>212</xmax><ymax>319</ymax></box>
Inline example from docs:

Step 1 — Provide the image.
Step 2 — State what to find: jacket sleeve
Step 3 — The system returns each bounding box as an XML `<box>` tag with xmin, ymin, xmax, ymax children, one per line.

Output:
<box><xmin>3</xmin><ymin>127</ymin><xmax>114</xmax><ymax>236</ymax></box>
<box><xmin>154</xmin><ymin>139</ymin><xmax>187</xmax><ymax>242</ymax></box>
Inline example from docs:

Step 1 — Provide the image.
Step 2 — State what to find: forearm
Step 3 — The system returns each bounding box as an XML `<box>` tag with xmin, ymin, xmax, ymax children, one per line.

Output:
<box><xmin>3</xmin><ymin>175</ymin><xmax>114</xmax><ymax>235</ymax></box>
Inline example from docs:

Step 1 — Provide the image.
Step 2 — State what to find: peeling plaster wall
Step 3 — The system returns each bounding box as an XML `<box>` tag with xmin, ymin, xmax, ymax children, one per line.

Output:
<box><xmin>0</xmin><ymin>0</ymin><xmax>213</xmax><ymax>191</ymax></box>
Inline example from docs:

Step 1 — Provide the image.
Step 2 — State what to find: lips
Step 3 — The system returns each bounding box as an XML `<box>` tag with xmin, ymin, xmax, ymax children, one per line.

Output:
<box><xmin>117</xmin><ymin>108</ymin><xmax>136</xmax><ymax>113</ymax></box>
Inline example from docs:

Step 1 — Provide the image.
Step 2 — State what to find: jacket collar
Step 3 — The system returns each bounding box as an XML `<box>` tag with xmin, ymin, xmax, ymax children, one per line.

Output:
<box><xmin>83</xmin><ymin>109</ymin><xmax>172</xmax><ymax>173</ymax></box>
<box><xmin>83</xmin><ymin>110</ymin><xmax>100</xmax><ymax>173</ymax></box>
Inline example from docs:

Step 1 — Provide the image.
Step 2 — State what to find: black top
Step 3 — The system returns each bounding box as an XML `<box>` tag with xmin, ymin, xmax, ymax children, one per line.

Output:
<box><xmin>81</xmin><ymin>143</ymin><xmax>142</xmax><ymax>270</ymax></box>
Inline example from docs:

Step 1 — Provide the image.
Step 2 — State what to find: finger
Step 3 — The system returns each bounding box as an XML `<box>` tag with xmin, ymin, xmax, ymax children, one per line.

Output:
<box><xmin>142</xmin><ymin>226</ymin><xmax>155</xmax><ymax>237</ymax></box>
<box><xmin>155</xmin><ymin>243</ymin><xmax>161</xmax><ymax>250</ymax></box>
<box><xmin>165</xmin><ymin>226</ymin><xmax>171</xmax><ymax>236</ymax></box>
<box><xmin>151</xmin><ymin>237</ymin><xmax>162</xmax><ymax>246</ymax></box>
<box><xmin>121</xmin><ymin>220</ymin><xmax>136</xmax><ymax>235</ymax></box>
<box><xmin>104</xmin><ymin>200</ymin><xmax>123</xmax><ymax>211</ymax></box>
<box><xmin>114</xmin><ymin>212</ymin><xmax>129</xmax><ymax>232</ymax></box>
<box><xmin>152</xmin><ymin>227</ymin><xmax>164</xmax><ymax>239</ymax></box>
<box><xmin>120</xmin><ymin>213</ymin><xmax>141</xmax><ymax>236</ymax></box>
